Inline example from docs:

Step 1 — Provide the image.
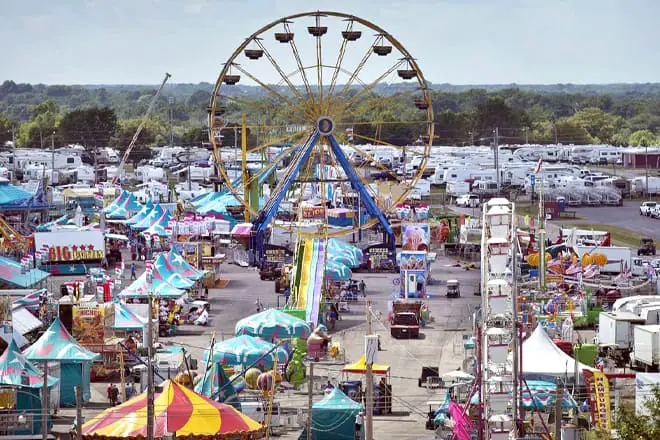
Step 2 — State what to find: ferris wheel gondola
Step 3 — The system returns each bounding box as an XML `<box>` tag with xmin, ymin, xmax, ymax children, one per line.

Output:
<box><xmin>209</xmin><ymin>11</ymin><xmax>433</xmax><ymax>251</ymax></box>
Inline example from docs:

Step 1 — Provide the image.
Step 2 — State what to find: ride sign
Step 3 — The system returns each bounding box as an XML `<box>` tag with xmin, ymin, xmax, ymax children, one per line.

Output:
<box><xmin>35</xmin><ymin>230</ymin><xmax>106</xmax><ymax>262</ymax></box>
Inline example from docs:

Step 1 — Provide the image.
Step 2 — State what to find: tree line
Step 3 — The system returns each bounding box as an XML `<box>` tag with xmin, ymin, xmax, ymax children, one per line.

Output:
<box><xmin>1</xmin><ymin>80</ymin><xmax>659</xmax><ymax>155</ymax></box>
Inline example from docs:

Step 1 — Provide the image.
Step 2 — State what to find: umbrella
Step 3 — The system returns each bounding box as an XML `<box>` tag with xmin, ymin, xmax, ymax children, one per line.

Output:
<box><xmin>441</xmin><ymin>370</ymin><xmax>475</xmax><ymax>382</ymax></box>
<box><xmin>81</xmin><ymin>380</ymin><xmax>264</xmax><ymax>439</ymax></box>
<box><xmin>235</xmin><ymin>308</ymin><xmax>312</xmax><ymax>340</ymax></box>
<box><xmin>203</xmin><ymin>335</ymin><xmax>289</xmax><ymax>369</ymax></box>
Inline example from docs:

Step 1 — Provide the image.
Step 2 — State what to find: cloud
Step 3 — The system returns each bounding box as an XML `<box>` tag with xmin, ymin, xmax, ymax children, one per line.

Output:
<box><xmin>183</xmin><ymin>0</ymin><xmax>206</xmax><ymax>14</ymax></box>
<box><xmin>84</xmin><ymin>0</ymin><xmax>96</xmax><ymax>8</ymax></box>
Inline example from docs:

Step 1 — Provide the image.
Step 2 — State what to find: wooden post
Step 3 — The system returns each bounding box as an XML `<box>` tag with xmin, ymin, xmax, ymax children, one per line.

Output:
<box><xmin>307</xmin><ymin>362</ymin><xmax>314</xmax><ymax>440</ymax></box>
<box><xmin>147</xmin><ymin>293</ymin><xmax>154</xmax><ymax>440</ymax></box>
<box><xmin>42</xmin><ymin>361</ymin><xmax>48</xmax><ymax>440</ymax></box>
<box><xmin>75</xmin><ymin>385</ymin><xmax>83</xmax><ymax>440</ymax></box>
<box><xmin>555</xmin><ymin>381</ymin><xmax>563</xmax><ymax>440</ymax></box>
<box><xmin>365</xmin><ymin>300</ymin><xmax>374</xmax><ymax>440</ymax></box>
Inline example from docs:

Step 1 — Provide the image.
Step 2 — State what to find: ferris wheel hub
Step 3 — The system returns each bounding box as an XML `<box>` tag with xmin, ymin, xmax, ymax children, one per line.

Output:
<box><xmin>316</xmin><ymin>117</ymin><xmax>335</xmax><ymax>136</ymax></box>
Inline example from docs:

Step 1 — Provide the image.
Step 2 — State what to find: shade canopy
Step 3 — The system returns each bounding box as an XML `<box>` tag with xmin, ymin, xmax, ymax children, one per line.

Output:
<box><xmin>81</xmin><ymin>380</ymin><xmax>264</xmax><ymax>439</ymax></box>
<box><xmin>152</xmin><ymin>253</ymin><xmax>195</xmax><ymax>289</ymax></box>
<box><xmin>517</xmin><ymin>325</ymin><xmax>595</xmax><ymax>381</ymax></box>
<box><xmin>342</xmin><ymin>356</ymin><xmax>390</xmax><ymax>375</ymax></box>
<box><xmin>203</xmin><ymin>335</ymin><xmax>289</xmax><ymax>369</ymax></box>
<box><xmin>0</xmin><ymin>339</ymin><xmax>58</xmax><ymax>388</ymax></box>
<box><xmin>471</xmin><ymin>380</ymin><xmax>577</xmax><ymax>409</ymax></box>
<box><xmin>102</xmin><ymin>190</ymin><xmax>128</xmax><ymax>214</ymax></box>
<box><xmin>0</xmin><ymin>255</ymin><xmax>50</xmax><ymax>288</ymax></box>
<box><xmin>124</xmin><ymin>200</ymin><xmax>153</xmax><ymax>225</ymax></box>
<box><xmin>119</xmin><ymin>273</ymin><xmax>186</xmax><ymax>298</ymax></box>
<box><xmin>194</xmin><ymin>362</ymin><xmax>238</xmax><ymax>406</ymax></box>
<box><xmin>130</xmin><ymin>204</ymin><xmax>166</xmax><ymax>230</ymax></box>
<box><xmin>23</xmin><ymin>317</ymin><xmax>99</xmax><ymax>362</ymax></box>
<box><xmin>111</xmin><ymin>302</ymin><xmax>148</xmax><ymax>329</ymax></box>
<box><xmin>167</xmin><ymin>247</ymin><xmax>205</xmax><ymax>280</ymax></box>
<box><xmin>235</xmin><ymin>308</ymin><xmax>312</xmax><ymax>340</ymax></box>
<box><xmin>311</xmin><ymin>387</ymin><xmax>363</xmax><ymax>440</ymax></box>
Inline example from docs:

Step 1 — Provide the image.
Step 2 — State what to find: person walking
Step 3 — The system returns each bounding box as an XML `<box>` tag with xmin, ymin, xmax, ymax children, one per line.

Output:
<box><xmin>354</xmin><ymin>410</ymin><xmax>364</xmax><ymax>439</ymax></box>
<box><xmin>130</xmin><ymin>262</ymin><xmax>136</xmax><ymax>280</ymax></box>
<box><xmin>359</xmin><ymin>280</ymin><xmax>366</xmax><ymax>298</ymax></box>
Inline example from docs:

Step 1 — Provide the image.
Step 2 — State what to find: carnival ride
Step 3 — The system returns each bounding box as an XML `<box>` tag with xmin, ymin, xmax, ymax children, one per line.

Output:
<box><xmin>479</xmin><ymin>198</ymin><xmax>518</xmax><ymax>440</ymax></box>
<box><xmin>291</xmin><ymin>238</ymin><xmax>326</xmax><ymax>326</ymax></box>
<box><xmin>208</xmin><ymin>11</ymin><xmax>434</xmax><ymax>266</ymax></box>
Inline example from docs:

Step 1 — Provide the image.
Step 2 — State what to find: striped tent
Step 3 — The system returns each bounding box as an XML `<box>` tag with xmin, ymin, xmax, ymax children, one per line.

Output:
<box><xmin>81</xmin><ymin>380</ymin><xmax>264</xmax><ymax>439</ymax></box>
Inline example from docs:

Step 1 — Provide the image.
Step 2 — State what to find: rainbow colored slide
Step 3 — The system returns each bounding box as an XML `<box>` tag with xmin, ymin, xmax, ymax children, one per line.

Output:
<box><xmin>293</xmin><ymin>239</ymin><xmax>325</xmax><ymax>326</ymax></box>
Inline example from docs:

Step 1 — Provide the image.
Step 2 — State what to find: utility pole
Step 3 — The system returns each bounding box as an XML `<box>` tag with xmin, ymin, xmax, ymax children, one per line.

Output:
<box><xmin>75</xmin><ymin>385</ymin><xmax>83</xmax><ymax>440</ymax></box>
<box><xmin>307</xmin><ymin>362</ymin><xmax>313</xmax><ymax>440</ymax></box>
<box><xmin>51</xmin><ymin>131</ymin><xmax>55</xmax><ymax>185</ymax></box>
<box><xmin>146</xmin><ymin>289</ymin><xmax>155</xmax><ymax>440</ymax></box>
<box><xmin>645</xmin><ymin>142</ymin><xmax>649</xmax><ymax>199</ymax></box>
<box><xmin>168</xmin><ymin>96</ymin><xmax>175</xmax><ymax>147</ymax></box>
<box><xmin>365</xmin><ymin>299</ymin><xmax>374</xmax><ymax>440</ymax></box>
<box><xmin>493</xmin><ymin>127</ymin><xmax>500</xmax><ymax>193</ymax></box>
<box><xmin>42</xmin><ymin>361</ymin><xmax>48</xmax><ymax>440</ymax></box>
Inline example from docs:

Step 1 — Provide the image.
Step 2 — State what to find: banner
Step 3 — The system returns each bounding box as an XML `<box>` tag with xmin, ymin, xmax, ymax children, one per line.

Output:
<box><xmin>35</xmin><ymin>230</ymin><xmax>105</xmax><ymax>262</ymax></box>
<box><xmin>402</xmin><ymin>223</ymin><xmax>430</xmax><ymax>251</ymax></box>
<box><xmin>302</xmin><ymin>206</ymin><xmax>325</xmax><ymax>219</ymax></box>
<box><xmin>592</xmin><ymin>370</ymin><xmax>612</xmax><ymax>430</ymax></box>
<box><xmin>72</xmin><ymin>305</ymin><xmax>105</xmax><ymax>345</ymax></box>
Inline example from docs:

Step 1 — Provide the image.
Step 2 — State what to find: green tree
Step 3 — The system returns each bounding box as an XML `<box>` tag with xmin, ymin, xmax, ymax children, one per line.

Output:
<box><xmin>59</xmin><ymin>107</ymin><xmax>118</xmax><ymax>147</ymax></box>
<box><xmin>17</xmin><ymin>99</ymin><xmax>61</xmax><ymax>147</ymax></box>
<box><xmin>566</xmin><ymin>107</ymin><xmax>623</xmax><ymax>144</ymax></box>
<box><xmin>0</xmin><ymin>113</ymin><xmax>14</xmax><ymax>145</ymax></box>
<box><xmin>628</xmin><ymin>129</ymin><xmax>657</xmax><ymax>147</ymax></box>
<box><xmin>111</xmin><ymin>117</ymin><xmax>168</xmax><ymax>162</ymax></box>
<box><xmin>472</xmin><ymin>97</ymin><xmax>530</xmax><ymax>139</ymax></box>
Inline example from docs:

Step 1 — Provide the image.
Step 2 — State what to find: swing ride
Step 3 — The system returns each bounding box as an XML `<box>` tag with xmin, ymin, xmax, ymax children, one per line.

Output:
<box><xmin>208</xmin><ymin>11</ymin><xmax>434</xmax><ymax>266</ymax></box>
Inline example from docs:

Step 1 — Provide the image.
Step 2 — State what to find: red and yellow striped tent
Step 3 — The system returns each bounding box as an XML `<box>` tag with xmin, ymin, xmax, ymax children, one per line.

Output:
<box><xmin>81</xmin><ymin>380</ymin><xmax>264</xmax><ymax>439</ymax></box>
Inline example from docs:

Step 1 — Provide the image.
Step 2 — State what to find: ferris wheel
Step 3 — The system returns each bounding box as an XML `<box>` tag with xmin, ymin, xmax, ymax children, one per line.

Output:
<box><xmin>208</xmin><ymin>11</ymin><xmax>434</xmax><ymax>237</ymax></box>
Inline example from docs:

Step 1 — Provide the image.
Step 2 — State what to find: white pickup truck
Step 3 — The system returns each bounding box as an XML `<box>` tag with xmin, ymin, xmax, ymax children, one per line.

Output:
<box><xmin>640</xmin><ymin>201</ymin><xmax>657</xmax><ymax>216</ymax></box>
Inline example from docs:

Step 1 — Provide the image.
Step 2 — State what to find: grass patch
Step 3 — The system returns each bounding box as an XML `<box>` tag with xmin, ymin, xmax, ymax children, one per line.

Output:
<box><xmin>516</xmin><ymin>204</ymin><xmax>538</xmax><ymax>217</ymax></box>
<box><xmin>561</xmin><ymin>222</ymin><xmax>643</xmax><ymax>248</ymax></box>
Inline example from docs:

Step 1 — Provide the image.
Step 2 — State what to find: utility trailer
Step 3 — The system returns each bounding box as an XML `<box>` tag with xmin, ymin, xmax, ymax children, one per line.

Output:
<box><xmin>630</xmin><ymin>325</ymin><xmax>660</xmax><ymax>371</ymax></box>
<box><xmin>598</xmin><ymin>311</ymin><xmax>646</xmax><ymax>367</ymax></box>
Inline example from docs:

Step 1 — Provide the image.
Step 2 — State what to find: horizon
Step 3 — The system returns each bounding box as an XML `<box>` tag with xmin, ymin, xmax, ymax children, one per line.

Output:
<box><xmin>6</xmin><ymin>80</ymin><xmax>660</xmax><ymax>87</ymax></box>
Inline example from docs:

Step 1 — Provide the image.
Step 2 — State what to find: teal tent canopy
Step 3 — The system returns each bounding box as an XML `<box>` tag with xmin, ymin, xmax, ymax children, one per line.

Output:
<box><xmin>311</xmin><ymin>387</ymin><xmax>363</xmax><ymax>440</ymax></box>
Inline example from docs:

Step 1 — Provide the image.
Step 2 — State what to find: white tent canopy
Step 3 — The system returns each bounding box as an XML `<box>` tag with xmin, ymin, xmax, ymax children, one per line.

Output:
<box><xmin>514</xmin><ymin>325</ymin><xmax>595</xmax><ymax>382</ymax></box>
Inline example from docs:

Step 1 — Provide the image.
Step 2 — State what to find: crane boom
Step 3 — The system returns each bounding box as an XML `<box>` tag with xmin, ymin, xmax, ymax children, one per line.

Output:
<box><xmin>112</xmin><ymin>72</ymin><xmax>172</xmax><ymax>185</ymax></box>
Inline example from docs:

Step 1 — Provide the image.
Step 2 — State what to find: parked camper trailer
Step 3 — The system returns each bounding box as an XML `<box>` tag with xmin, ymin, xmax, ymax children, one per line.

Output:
<box><xmin>630</xmin><ymin>325</ymin><xmax>660</xmax><ymax>370</ymax></box>
<box><xmin>598</xmin><ymin>311</ymin><xmax>646</xmax><ymax>366</ymax></box>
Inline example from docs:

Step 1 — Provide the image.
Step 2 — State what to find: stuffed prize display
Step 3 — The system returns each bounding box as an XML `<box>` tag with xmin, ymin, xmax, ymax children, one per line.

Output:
<box><xmin>286</xmin><ymin>354</ymin><xmax>307</xmax><ymax>387</ymax></box>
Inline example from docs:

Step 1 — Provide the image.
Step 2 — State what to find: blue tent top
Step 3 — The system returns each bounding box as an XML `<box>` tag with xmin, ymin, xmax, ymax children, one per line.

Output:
<box><xmin>0</xmin><ymin>256</ymin><xmax>50</xmax><ymax>288</ymax></box>
<box><xmin>0</xmin><ymin>181</ymin><xmax>33</xmax><ymax>205</ymax></box>
<box><xmin>313</xmin><ymin>387</ymin><xmax>363</xmax><ymax>410</ymax></box>
<box><xmin>0</xmin><ymin>339</ymin><xmax>58</xmax><ymax>388</ymax></box>
<box><xmin>23</xmin><ymin>317</ymin><xmax>99</xmax><ymax>362</ymax></box>
<box><xmin>111</xmin><ymin>302</ymin><xmax>147</xmax><ymax>329</ymax></box>
<box><xmin>125</xmin><ymin>200</ymin><xmax>154</xmax><ymax>225</ymax></box>
<box><xmin>36</xmin><ymin>215</ymin><xmax>69</xmax><ymax>232</ymax></box>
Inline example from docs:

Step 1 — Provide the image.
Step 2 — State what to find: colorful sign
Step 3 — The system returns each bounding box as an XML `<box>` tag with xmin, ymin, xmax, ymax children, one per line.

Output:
<box><xmin>399</xmin><ymin>251</ymin><xmax>427</xmax><ymax>298</ymax></box>
<box><xmin>35</xmin><ymin>230</ymin><xmax>105</xmax><ymax>262</ymax></box>
<box><xmin>365</xmin><ymin>245</ymin><xmax>390</xmax><ymax>269</ymax></box>
<box><xmin>302</xmin><ymin>207</ymin><xmax>325</xmax><ymax>219</ymax></box>
<box><xmin>264</xmin><ymin>245</ymin><xmax>292</xmax><ymax>263</ymax></box>
<box><xmin>72</xmin><ymin>305</ymin><xmax>105</xmax><ymax>345</ymax></box>
<box><xmin>592</xmin><ymin>371</ymin><xmax>612</xmax><ymax>430</ymax></box>
<box><xmin>402</xmin><ymin>223</ymin><xmax>430</xmax><ymax>251</ymax></box>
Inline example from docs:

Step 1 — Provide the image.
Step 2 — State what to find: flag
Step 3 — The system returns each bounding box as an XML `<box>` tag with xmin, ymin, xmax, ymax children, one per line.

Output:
<box><xmin>534</xmin><ymin>158</ymin><xmax>543</xmax><ymax>174</ymax></box>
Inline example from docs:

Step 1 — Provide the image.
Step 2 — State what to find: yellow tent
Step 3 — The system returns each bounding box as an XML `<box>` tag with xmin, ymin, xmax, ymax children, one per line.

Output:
<box><xmin>342</xmin><ymin>355</ymin><xmax>390</xmax><ymax>375</ymax></box>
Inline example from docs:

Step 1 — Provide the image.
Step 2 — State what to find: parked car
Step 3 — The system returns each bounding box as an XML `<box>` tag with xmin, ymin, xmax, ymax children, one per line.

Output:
<box><xmin>456</xmin><ymin>194</ymin><xmax>480</xmax><ymax>208</ymax></box>
<box><xmin>651</xmin><ymin>205</ymin><xmax>660</xmax><ymax>219</ymax></box>
<box><xmin>640</xmin><ymin>201</ymin><xmax>657</xmax><ymax>216</ymax></box>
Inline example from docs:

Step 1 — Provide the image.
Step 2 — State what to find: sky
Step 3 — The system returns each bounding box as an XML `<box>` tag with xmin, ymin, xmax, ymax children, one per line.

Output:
<box><xmin>1</xmin><ymin>0</ymin><xmax>659</xmax><ymax>85</ymax></box>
